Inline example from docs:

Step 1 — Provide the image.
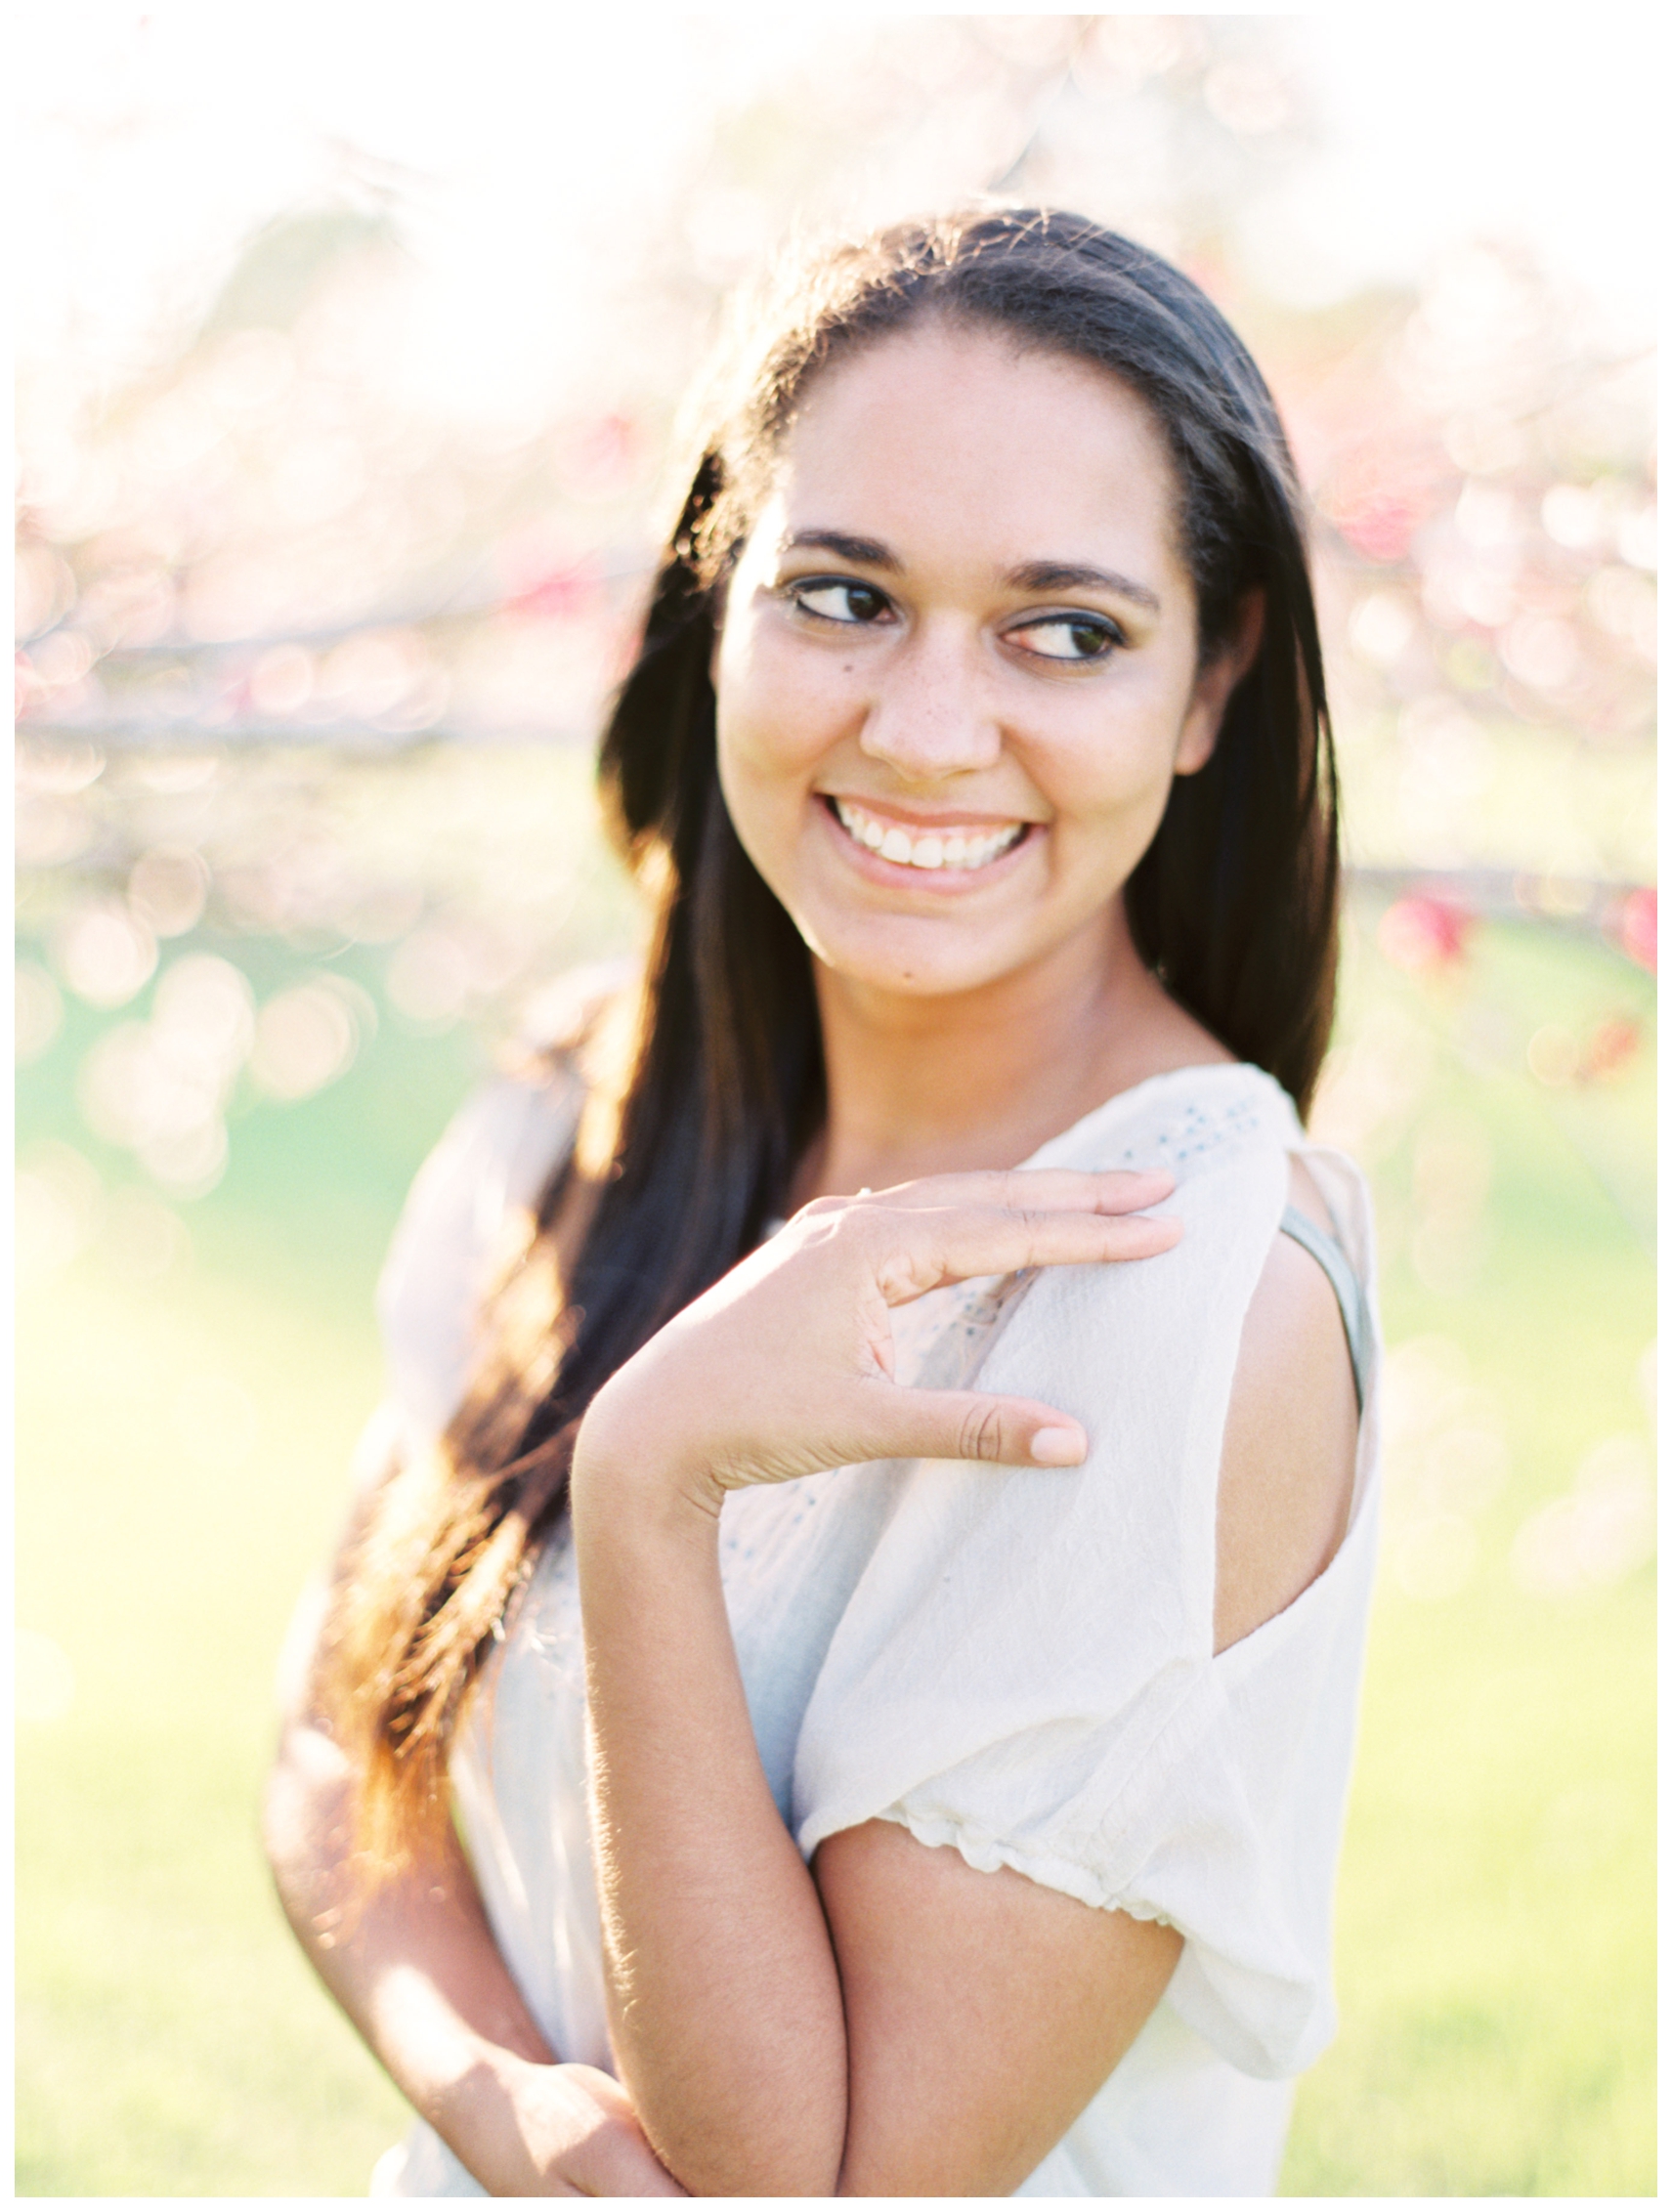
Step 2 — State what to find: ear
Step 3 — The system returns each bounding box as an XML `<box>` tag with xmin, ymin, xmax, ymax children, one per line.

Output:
<box><xmin>1174</xmin><ymin>590</ymin><xmax>1265</xmax><ymax>778</ymax></box>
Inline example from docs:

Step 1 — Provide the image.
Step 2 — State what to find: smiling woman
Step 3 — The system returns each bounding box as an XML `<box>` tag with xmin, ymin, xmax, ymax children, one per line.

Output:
<box><xmin>712</xmin><ymin>327</ymin><xmax>1258</xmax><ymax>1092</ymax></box>
<box><xmin>265</xmin><ymin>209</ymin><xmax>1373</xmax><ymax>2196</ymax></box>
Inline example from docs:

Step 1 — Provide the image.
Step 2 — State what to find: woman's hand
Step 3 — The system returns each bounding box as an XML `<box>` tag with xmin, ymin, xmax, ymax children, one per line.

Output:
<box><xmin>264</xmin><ymin>1452</ymin><xmax>684</xmax><ymax>2201</ymax></box>
<box><xmin>266</xmin><ymin>1632</ymin><xmax>686</xmax><ymax>2201</ymax></box>
<box><xmin>574</xmin><ymin>1167</ymin><xmax>1179</xmax><ymax>1515</ymax></box>
<box><xmin>470</xmin><ymin>2059</ymin><xmax>688</xmax><ymax>2196</ymax></box>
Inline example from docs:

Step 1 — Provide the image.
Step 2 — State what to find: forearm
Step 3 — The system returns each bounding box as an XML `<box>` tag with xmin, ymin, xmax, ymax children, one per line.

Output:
<box><xmin>262</xmin><ymin>1717</ymin><xmax>559</xmax><ymax>2191</ymax></box>
<box><xmin>573</xmin><ymin>1471</ymin><xmax>848</xmax><ymax>2195</ymax></box>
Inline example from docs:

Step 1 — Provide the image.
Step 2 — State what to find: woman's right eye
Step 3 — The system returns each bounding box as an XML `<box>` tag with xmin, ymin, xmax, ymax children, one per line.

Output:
<box><xmin>788</xmin><ymin>578</ymin><xmax>892</xmax><ymax>626</ymax></box>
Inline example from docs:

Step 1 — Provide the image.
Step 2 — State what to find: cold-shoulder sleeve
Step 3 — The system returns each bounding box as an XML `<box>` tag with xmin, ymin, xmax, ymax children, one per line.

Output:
<box><xmin>375</xmin><ymin>1064</ymin><xmax>582</xmax><ymax>1449</ymax></box>
<box><xmin>791</xmin><ymin>1079</ymin><xmax>1381</xmax><ymax>2080</ymax></box>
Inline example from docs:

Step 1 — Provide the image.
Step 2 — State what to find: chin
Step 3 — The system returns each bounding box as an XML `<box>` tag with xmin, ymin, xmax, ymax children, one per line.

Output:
<box><xmin>805</xmin><ymin>924</ymin><xmax>1028</xmax><ymax>1000</ymax></box>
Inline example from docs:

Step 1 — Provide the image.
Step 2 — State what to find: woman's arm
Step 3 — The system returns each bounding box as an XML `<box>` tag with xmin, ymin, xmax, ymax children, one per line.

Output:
<box><xmin>573</xmin><ymin>1166</ymin><xmax>1357</xmax><ymax>2195</ymax></box>
<box><xmin>576</xmin><ymin>1473</ymin><xmax>1183</xmax><ymax>2196</ymax></box>
<box><xmin>576</xmin><ymin>1484</ymin><xmax>847</xmax><ymax>2191</ymax></box>
<box><xmin>571</xmin><ymin>1169</ymin><xmax>1193</xmax><ymax>2193</ymax></box>
<box><xmin>263</xmin><ymin>1459</ymin><xmax>686</xmax><ymax>2197</ymax></box>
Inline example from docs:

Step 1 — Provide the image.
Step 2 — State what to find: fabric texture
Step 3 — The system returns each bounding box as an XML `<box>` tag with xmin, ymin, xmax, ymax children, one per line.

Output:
<box><xmin>368</xmin><ymin>1058</ymin><xmax>1381</xmax><ymax>2197</ymax></box>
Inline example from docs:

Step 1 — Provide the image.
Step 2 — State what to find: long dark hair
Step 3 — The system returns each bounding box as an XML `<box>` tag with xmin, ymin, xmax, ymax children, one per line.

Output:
<box><xmin>319</xmin><ymin>207</ymin><xmax>1340</xmax><ymax>1853</ymax></box>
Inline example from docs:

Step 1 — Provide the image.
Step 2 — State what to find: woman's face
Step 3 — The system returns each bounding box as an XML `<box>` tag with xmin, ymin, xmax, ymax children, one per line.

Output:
<box><xmin>712</xmin><ymin>319</ymin><xmax>1248</xmax><ymax>1005</ymax></box>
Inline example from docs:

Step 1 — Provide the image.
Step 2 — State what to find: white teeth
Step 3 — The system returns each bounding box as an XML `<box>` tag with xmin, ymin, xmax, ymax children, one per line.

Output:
<box><xmin>832</xmin><ymin>798</ymin><xmax>1025</xmax><ymax>872</ymax></box>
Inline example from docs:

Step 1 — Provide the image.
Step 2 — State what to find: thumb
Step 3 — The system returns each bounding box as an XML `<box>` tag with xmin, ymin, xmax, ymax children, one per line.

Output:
<box><xmin>867</xmin><ymin>1384</ymin><xmax>1089</xmax><ymax>1470</ymax></box>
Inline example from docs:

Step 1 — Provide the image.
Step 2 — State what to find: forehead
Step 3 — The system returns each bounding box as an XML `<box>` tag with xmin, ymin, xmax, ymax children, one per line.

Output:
<box><xmin>760</xmin><ymin>320</ymin><xmax>1185</xmax><ymax>574</ymax></box>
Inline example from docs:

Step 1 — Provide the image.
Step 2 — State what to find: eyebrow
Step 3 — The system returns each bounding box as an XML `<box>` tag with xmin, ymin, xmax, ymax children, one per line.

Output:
<box><xmin>781</xmin><ymin>532</ymin><xmax>1161</xmax><ymax>613</ymax></box>
<box><xmin>783</xmin><ymin>529</ymin><xmax>901</xmax><ymax>571</ymax></box>
<box><xmin>1004</xmin><ymin>559</ymin><xmax>1162</xmax><ymax>613</ymax></box>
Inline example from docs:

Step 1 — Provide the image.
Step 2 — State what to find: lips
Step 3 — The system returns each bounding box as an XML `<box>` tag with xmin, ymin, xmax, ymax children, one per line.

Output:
<box><xmin>829</xmin><ymin>795</ymin><xmax>1029</xmax><ymax>872</ymax></box>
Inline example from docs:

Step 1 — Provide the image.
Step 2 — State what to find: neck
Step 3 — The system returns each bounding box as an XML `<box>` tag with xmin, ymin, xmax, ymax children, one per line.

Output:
<box><xmin>796</xmin><ymin>904</ymin><xmax>1228</xmax><ymax>1204</ymax></box>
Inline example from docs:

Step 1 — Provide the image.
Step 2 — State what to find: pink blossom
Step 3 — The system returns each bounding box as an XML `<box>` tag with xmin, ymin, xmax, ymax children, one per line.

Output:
<box><xmin>1377</xmin><ymin>894</ymin><xmax>1474</xmax><ymax>974</ymax></box>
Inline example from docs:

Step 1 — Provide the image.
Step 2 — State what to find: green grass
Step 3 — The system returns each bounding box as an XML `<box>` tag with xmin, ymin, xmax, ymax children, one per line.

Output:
<box><xmin>15</xmin><ymin>905</ymin><xmax>1654</xmax><ymax>2194</ymax></box>
<box><xmin>14</xmin><ymin>1141</ymin><xmax>448</xmax><ymax>2191</ymax></box>
<box><xmin>1280</xmin><ymin>910</ymin><xmax>1655</xmax><ymax>2194</ymax></box>
<box><xmin>1284</xmin><ymin>1575</ymin><xmax>1653</xmax><ymax>2193</ymax></box>
<box><xmin>16</xmin><ymin>990</ymin><xmax>489</xmax><ymax>2194</ymax></box>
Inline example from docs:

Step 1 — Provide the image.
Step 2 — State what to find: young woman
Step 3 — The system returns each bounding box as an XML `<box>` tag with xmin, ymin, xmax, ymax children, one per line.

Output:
<box><xmin>265</xmin><ymin>207</ymin><xmax>1378</xmax><ymax>2196</ymax></box>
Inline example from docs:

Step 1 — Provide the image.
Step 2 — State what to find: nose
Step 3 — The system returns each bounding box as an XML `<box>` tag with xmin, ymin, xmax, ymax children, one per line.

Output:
<box><xmin>858</xmin><ymin>617</ymin><xmax>1003</xmax><ymax>783</ymax></box>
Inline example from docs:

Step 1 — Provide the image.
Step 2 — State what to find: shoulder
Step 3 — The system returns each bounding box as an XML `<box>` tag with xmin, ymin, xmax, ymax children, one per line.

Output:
<box><xmin>978</xmin><ymin>1069</ymin><xmax>1311</xmax><ymax>1418</ymax></box>
<box><xmin>391</xmin><ymin>1059</ymin><xmax>581</xmax><ymax>1260</ymax></box>
<box><xmin>1213</xmin><ymin>1157</ymin><xmax>1360</xmax><ymax>1652</ymax></box>
<box><xmin>1014</xmin><ymin>1064</ymin><xmax>1368</xmax><ymax>1647</ymax></box>
<box><xmin>374</xmin><ymin>962</ymin><xmax>636</xmax><ymax>1442</ymax></box>
<box><xmin>1022</xmin><ymin>1064</ymin><xmax>1304</xmax><ymax>1352</ymax></box>
<box><xmin>1039</xmin><ymin>1061</ymin><xmax>1303</xmax><ymax>1195</ymax></box>
<box><xmin>375</xmin><ymin>1062</ymin><xmax>580</xmax><ymax>1444</ymax></box>
<box><xmin>390</xmin><ymin>955</ymin><xmax>639</xmax><ymax>1262</ymax></box>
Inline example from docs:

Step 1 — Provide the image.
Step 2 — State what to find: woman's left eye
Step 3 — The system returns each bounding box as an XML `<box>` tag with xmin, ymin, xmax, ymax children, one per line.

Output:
<box><xmin>1011</xmin><ymin>616</ymin><xmax>1123</xmax><ymax>662</ymax></box>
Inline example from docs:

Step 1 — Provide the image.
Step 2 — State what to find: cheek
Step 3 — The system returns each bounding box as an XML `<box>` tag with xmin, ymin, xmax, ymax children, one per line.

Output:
<box><xmin>713</xmin><ymin>716</ymin><xmax>777</xmax><ymax>869</ymax></box>
<box><xmin>713</xmin><ymin>680</ymin><xmax>823</xmax><ymax>896</ymax></box>
<box><xmin>715</xmin><ymin>708</ymin><xmax>807</xmax><ymax>847</ymax></box>
<box><xmin>1042</xmin><ymin>719</ymin><xmax>1182</xmax><ymax>830</ymax></box>
<box><xmin>1049</xmin><ymin>658</ymin><xmax>1202</xmax><ymax>811</ymax></box>
<box><xmin>717</xmin><ymin>625</ymin><xmax>823</xmax><ymax>770</ymax></box>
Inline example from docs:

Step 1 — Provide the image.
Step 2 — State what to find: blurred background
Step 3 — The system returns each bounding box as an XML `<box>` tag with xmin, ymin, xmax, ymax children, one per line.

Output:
<box><xmin>15</xmin><ymin>8</ymin><xmax>1655</xmax><ymax>2194</ymax></box>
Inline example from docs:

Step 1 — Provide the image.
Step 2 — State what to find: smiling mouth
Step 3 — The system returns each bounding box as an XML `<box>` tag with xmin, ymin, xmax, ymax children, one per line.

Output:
<box><xmin>828</xmin><ymin>796</ymin><xmax>1030</xmax><ymax>872</ymax></box>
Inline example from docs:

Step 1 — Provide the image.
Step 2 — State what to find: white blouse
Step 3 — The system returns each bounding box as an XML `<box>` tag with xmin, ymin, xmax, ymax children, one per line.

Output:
<box><xmin>369</xmin><ymin>1060</ymin><xmax>1381</xmax><ymax>2198</ymax></box>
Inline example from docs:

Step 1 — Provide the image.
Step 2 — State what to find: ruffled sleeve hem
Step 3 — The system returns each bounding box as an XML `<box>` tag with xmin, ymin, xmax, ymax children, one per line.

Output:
<box><xmin>856</xmin><ymin>1802</ymin><xmax>1331</xmax><ymax>2080</ymax></box>
<box><xmin>869</xmin><ymin>1806</ymin><xmax>1170</xmax><ymax>1919</ymax></box>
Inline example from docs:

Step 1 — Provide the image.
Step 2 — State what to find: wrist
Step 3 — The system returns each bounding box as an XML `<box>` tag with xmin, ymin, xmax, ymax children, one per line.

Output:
<box><xmin>571</xmin><ymin>1392</ymin><xmax>727</xmax><ymax>1537</ymax></box>
<box><xmin>421</xmin><ymin>2037</ymin><xmax>541</xmax><ymax>2195</ymax></box>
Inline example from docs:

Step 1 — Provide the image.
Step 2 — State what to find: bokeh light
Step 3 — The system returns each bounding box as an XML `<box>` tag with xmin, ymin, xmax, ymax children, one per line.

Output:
<box><xmin>1510</xmin><ymin>1436</ymin><xmax>1656</xmax><ymax>1596</ymax></box>
<box><xmin>16</xmin><ymin>12</ymin><xmax>1655</xmax><ymax>1211</ymax></box>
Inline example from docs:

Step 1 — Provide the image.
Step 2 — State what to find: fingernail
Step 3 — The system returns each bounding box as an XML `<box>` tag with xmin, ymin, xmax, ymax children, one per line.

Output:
<box><xmin>1031</xmin><ymin>1426</ymin><xmax>1085</xmax><ymax>1466</ymax></box>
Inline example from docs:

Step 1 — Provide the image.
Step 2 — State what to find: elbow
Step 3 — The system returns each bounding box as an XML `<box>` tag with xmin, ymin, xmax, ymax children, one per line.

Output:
<box><xmin>637</xmin><ymin>2085</ymin><xmax>844</xmax><ymax>2199</ymax></box>
<box><xmin>261</xmin><ymin>1719</ymin><xmax>355</xmax><ymax>1925</ymax></box>
<box><xmin>663</xmin><ymin>2146</ymin><xmax>843</xmax><ymax>2200</ymax></box>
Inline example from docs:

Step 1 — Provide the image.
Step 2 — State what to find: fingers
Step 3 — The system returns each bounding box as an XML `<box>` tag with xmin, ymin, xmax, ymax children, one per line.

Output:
<box><xmin>547</xmin><ymin>2065</ymin><xmax>691</xmax><ymax>2196</ymax></box>
<box><xmin>788</xmin><ymin>1170</ymin><xmax>1181</xmax><ymax>1306</ymax></box>
<box><xmin>836</xmin><ymin>1166</ymin><xmax>1176</xmax><ymax>1217</ymax></box>
<box><xmin>862</xmin><ymin>1384</ymin><xmax>1091</xmax><ymax>1470</ymax></box>
<box><xmin>871</xmin><ymin>1201</ymin><xmax>1181</xmax><ymax>1305</ymax></box>
<box><xmin>576</xmin><ymin>2138</ymin><xmax>690</xmax><ymax>2196</ymax></box>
